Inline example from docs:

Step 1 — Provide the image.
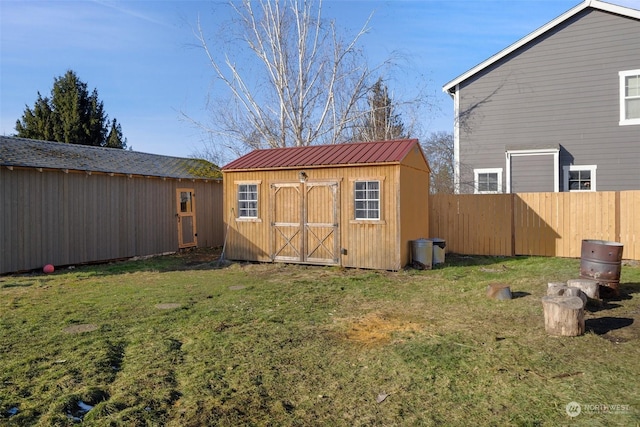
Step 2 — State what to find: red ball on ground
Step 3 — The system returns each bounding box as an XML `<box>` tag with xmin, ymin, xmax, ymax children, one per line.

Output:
<box><xmin>43</xmin><ymin>264</ymin><xmax>55</xmax><ymax>274</ymax></box>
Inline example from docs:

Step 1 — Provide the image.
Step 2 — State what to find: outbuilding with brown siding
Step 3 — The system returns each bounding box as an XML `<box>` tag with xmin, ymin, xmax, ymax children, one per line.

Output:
<box><xmin>221</xmin><ymin>139</ymin><xmax>430</xmax><ymax>271</ymax></box>
<box><xmin>0</xmin><ymin>136</ymin><xmax>224</xmax><ymax>274</ymax></box>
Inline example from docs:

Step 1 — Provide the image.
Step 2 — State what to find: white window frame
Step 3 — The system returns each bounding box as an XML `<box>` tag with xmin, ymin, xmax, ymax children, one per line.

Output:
<box><xmin>505</xmin><ymin>148</ymin><xmax>559</xmax><ymax>193</ymax></box>
<box><xmin>236</xmin><ymin>181</ymin><xmax>261</xmax><ymax>220</ymax></box>
<box><xmin>619</xmin><ymin>69</ymin><xmax>640</xmax><ymax>126</ymax></box>
<box><xmin>353</xmin><ymin>179</ymin><xmax>381</xmax><ymax>221</ymax></box>
<box><xmin>563</xmin><ymin>165</ymin><xmax>597</xmax><ymax>192</ymax></box>
<box><xmin>473</xmin><ymin>168</ymin><xmax>502</xmax><ymax>194</ymax></box>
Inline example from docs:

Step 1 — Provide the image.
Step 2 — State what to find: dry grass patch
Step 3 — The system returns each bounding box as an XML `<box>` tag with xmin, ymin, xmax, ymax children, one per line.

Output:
<box><xmin>334</xmin><ymin>311</ymin><xmax>424</xmax><ymax>347</ymax></box>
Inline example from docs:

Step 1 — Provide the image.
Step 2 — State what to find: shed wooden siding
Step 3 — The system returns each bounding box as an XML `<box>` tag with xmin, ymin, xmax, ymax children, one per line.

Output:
<box><xmin>0</xmin><ymin>167</ymin><xmax>223</xmax><ymax>273</ymax></box>
<box><xmin>429</xmin><ymin>191</ymin><xmax>640</xmax><ymax>260</ymax></box>
<box><xmin>399</xmin><ymin>158</ymin><xmax>431</xmax><ymax>264</ymax></box>
<box><xmin>223</xmin><ymin>148</ymin><xmax>429</xmax><ymax>270</ymax></box>
<box><xmin>343</xmin><ymin>164</ymin><xmax>400</xmax><ymax>270</ymax></box>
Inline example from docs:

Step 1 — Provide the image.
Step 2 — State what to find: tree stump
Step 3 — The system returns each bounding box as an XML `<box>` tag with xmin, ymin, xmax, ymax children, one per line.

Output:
<box><xmin>541</xmin><ymin>296</ymin><xmax>585</xmax><ymax>337</ymax></box>
<box><xmin>547</xmin><ymin>282</ymin><xmax>567</xmax><ymax>296</ymax></box>
<box><xmin>546</xmin><ymin>283</ymin><xmax>587</xmax><ymax>306</ymax></box>
<box><xmin>566</xmin><ymin>278</ymin><xmax>600</xmax><ymax>300</ymax></box>
<box><xmin>486</xmin><ymin>283</ymin><xmax>512</xmax><ymax>300</ymax></box>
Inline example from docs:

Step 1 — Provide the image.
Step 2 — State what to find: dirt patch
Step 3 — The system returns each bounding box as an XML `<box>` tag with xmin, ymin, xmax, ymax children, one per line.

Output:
<box><xmin>336</xmin><ymin>312</ymin><xmax>423</xmax><ymax>347</ymax></box>
<box><xmin>228</xmin><ymin>285</ymin><xmax>246</xmax><ymax>290</ymax></box>
<box><xmin>155</xmin><ymin>303</ymin><xmax>181</xmax><ymax>310</ymax></box>
<box><xmin>64</xmin><ymin>324</ymin><xmax>98</xmax><ymax>334</ymax></box>
<box><xmin>177</xmin><ymin>247</ymin><xmax>222</xmax><ymax>264</ymax></box>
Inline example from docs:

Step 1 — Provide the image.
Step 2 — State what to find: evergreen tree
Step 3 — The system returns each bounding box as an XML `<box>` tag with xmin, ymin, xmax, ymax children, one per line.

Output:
<box><xmin>358</xmin><ymin>78</ymin><xmax>406</xmax><ymax>141</ymax></box>
<box><xmin>15</xmin><ymin>70</ymin><xmax>125</xmax><ymax>148</ymax></box>
<box><xmin>105</xmin><ymin>118</ymin><xmax>128</xmax><ymax>149</ymax></box>
<box><xmin>15</xmin><ymin>93</ymin><xmax>55</xmax><ymax>140</ymax></box>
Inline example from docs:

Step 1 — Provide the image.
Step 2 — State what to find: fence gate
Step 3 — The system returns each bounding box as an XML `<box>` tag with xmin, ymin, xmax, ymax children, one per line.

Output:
<box><xmin>271</xmin><ymin>181</ymin><xmax>339</xmax><ymax>265</ymax></box>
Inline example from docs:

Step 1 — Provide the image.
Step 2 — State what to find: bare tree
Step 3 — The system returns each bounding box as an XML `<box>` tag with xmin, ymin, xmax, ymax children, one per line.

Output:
<box><xmin>189</xmin><ymin>0</ymin><xmax>398</xmax><ymax>155</ymax></box>
<box><xmin>422</xmin><ymin>131</ymin><xmax>455</xmax><ymax>194</ymax></box>
<box><xmin>422</xmin><ymin>131</ymin><xmax>476</xmax><ymax>194</ymax></box>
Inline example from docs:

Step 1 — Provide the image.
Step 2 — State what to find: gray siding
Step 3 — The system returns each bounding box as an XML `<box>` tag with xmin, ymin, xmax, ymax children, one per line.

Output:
<box><xmin>511</xmin><ymin>155</ymin><xmax>555</xmax><ymax>193</ymax></box>
<box><xmin>458</xmin><ymin>9</ymin><xmax>640</xmax><ymax>193</ymax></box>
<box><xmin>0</xmin><ymin>167</ymin><xmax>223</xmax><ymax>274</ymax></box>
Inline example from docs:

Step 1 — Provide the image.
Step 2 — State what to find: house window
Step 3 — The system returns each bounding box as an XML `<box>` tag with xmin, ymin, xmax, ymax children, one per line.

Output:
<box><xmin>238</xmin><ymin>183</ymin><xmax>258</xmax><ymax>218</ymax></box>
<box><xmin>620</xmin><ymin>70</ymin><xmax>640</xmax><ymax>126</ymax></box>
<box><xmin>474</xmin><ymin>168</ymin><xmax>502</xmax><ymax>194</ymax></box>
<box><xmin>563</xmin><ymin>165</ymin><xmax>596</xmax><ymax>192</ymax></box>
<box><xmin>354</xmin><ymin>180</ymin><xmax>380</xmax><ymax>220</ymax></box>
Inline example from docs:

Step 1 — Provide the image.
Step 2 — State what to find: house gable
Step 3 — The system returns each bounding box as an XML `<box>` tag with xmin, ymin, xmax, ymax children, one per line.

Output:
<box><xmin>443</xmin><ymin>0</ymin><xmax>640</xmax><ymax>94</ymax></box>
<box><xmin>443</xmin><ymin>1</ymin><xmax>640</xmax><ymax>193</ymax></box>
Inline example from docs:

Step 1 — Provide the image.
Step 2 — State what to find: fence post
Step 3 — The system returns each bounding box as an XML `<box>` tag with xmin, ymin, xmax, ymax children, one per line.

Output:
<box><xmin>615</xmin><ymin>191</ymin><xmax>621</xmax><ymax>244</ymax></box>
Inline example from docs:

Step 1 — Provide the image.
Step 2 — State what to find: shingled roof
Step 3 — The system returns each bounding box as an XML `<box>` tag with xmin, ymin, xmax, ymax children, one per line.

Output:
<box><xmin>222</xmin><ymin>139</ymin><xmax>422</xmax><ymax>171</ymax></box>
<box><xmin>0</xmin><ymin>136</ymin><xmax>220</xmax><ymax>180</ymax></box>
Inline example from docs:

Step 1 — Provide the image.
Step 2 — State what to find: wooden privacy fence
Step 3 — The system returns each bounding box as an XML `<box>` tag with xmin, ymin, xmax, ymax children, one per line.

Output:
<box><xmin>429</xmin><ymin>191</ymin><xmax>640</xmax><ymax>260</ymax></box>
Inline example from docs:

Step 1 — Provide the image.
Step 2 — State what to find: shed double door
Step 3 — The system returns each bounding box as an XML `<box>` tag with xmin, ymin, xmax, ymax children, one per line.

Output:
<box><xmin>271</xmin><ymin>181</ymin><xmax>339</xmax><ymax>265</ymax></box>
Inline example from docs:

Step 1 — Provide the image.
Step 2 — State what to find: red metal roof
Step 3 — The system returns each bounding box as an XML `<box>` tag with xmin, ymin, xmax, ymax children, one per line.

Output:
<box><xmin>222</xmin><ymin>139</ymin><xmax>421</xmax><ymax>171</ymax></box>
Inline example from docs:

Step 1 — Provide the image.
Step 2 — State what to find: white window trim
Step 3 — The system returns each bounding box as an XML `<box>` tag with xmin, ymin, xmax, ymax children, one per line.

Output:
<box><xmin>474</xmin><ymin>168</ymin><xmax>503</xmax><ymax>194</ymax></box>
<box><xmin>505</xmin><ymin>148</ymin><xmax>559</xmax><ymax>193</ymax></box>
<box><xmin>619</xmin><ymin>69</ymin><xmax>640</xmax><ymax>126</ymax></box>
<box><xmin>235</xmin><ymin>180</ymin><xmax>262</xmax><ymax>220</ymax></box>
<box><xmin>354</xmin><ymin>180</ymin><xmax>381</xmax><ymax>220</ymax></box>
<box><xmin>563</xmin><ymin>165</ymin><xmax>597</xmax><ymax>192</ymax></box>
<box><xmin>349</xmin><ymin>177</ymin><xmax>385</xmax><ymax>224</ymax></box>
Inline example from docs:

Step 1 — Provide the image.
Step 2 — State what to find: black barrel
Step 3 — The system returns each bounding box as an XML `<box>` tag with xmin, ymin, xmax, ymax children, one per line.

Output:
<box><xmin>580</xmin><ymin>239</ymin><xmax>623</xmax><ymax>297</ymax></box>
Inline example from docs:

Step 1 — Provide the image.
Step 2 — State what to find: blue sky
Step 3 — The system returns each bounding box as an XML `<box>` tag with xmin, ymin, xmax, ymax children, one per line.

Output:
<box><xmin>1</xmin><ymin>0</ymin><xmax>638</xmax><ymax>161</ymax></box>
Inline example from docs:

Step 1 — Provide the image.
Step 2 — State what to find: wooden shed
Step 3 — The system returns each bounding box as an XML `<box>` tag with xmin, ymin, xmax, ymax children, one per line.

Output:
<box><xmin>0</xmin><ymin>136</ymin><xmax>224</xmax><ymax>274</ymax></box>
<box><xmin>221</xmin><ymin>139</ymin><xmax>430</xmax><ymax>270</ymax></box>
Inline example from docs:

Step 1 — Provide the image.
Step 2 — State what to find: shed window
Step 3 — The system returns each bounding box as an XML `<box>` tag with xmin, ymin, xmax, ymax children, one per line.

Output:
<box><xmin>563</xmin><ymin>165</ymin><xmax>596</xmax><ymax>192</ymax></box>
<box><xmin>354</xmin><ymin>181</ymin><xmax>380</xmax><ymax>220</ymax></box>
<box><xmin>238</xmin><ymin>184</ymin><xmax>258</xmax><ymax>218</ymax></box>
<box><xmin>620</xmin><ymin>70</ymin><xmax>640</xmax><ymax>125</ymax></box>
<box><xmin>179</xmin><ymin>191</ymin><xmax>193</xmax><ymax>213</ymax></box>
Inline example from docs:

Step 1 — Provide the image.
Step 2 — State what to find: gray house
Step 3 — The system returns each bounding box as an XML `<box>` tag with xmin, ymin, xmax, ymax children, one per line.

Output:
<box><xmin>443</xmin><ymin>0</ymin><xmax>640</xmax><ymax>194</ymax></box>
<box><xmin>0</xmin><ymin>136</ymin><xmax>223</xmax><ymax>274</ymax></box>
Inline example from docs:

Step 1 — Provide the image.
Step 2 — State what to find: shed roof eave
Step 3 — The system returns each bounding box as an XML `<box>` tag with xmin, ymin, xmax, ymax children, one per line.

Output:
<box><xmin>222</xmin><ymin>161</ymin><xmax>405</xmax><ymax>174</ymax></box>
<box><xmin>442</xmin><ymin>0</ymin><xmax>640</xmax><ymax>94</ymax></box>
<box><xmin>2</xmin><ymin>164</ymin><xmax>222</xmax><ymax>181</ymax></box>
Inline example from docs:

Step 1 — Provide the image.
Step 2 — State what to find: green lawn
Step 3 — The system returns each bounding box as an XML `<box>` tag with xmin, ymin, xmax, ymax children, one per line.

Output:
<box><xmin>1</xmin><ymin>250</ymin><xmax>639</xmax><ymax>426</ymax></box>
